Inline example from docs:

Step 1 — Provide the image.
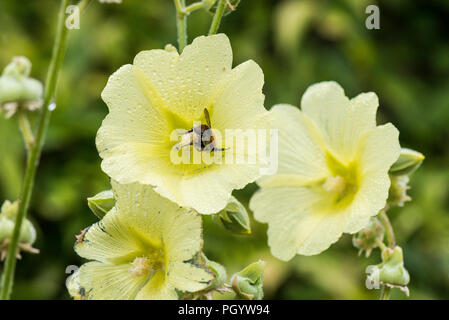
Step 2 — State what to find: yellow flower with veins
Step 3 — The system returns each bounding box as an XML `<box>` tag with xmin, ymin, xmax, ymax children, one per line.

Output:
<box><xmin>71</xmin><ymin>181</ymin><xmax>214</xmax><ymax>300</ymax></box>
<box><xmin>250</xmin><ymin>81</ymin><xmax>401</xmax><ymax>260</ymax></box>
<box><xmin>96</xmin><ymin>34</ymin><xmax>270</xmax><ymax>214</ymax></box>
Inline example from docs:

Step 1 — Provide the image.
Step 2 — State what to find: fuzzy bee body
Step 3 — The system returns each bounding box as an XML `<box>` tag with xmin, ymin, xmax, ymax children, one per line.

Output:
<box><xmin>177</xmin><ymin>109</ymin><xmax>227</xmax><ymax>152</ymax></box>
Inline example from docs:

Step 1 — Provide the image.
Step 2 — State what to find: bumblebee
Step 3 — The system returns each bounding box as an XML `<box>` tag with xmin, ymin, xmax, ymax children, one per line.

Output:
<box><xmin>177</xmin><ymin>108</ymin><xmax>227</xmax><ymax>152</ymax></box>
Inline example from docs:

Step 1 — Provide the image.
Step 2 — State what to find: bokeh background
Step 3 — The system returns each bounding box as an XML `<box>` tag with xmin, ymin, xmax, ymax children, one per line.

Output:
<box><xmin>1</xmin><ymin>0</ymin><xmax>448</xmax><ymax>299</ymax></box>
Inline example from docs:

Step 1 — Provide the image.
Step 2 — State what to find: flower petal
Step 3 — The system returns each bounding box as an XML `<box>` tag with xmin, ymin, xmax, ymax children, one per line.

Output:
<box><xmin>135</xmin><ymin>269</ymin><xmax>178</xmax><ymax>300</ymax></box>
<box><xmin>97</xmin><ymin>64</ymin><xmax>171</xmax><ymax>184</ymax></box>
<box><xmin>167</xmin><ymin>262</ymin><xmax>214</xmax><ymax>293</ymax></box>
<box><xmin>212</xmin><ymin>60</ymin><xmax>265</xmax><ymax>131</ymax></box>
<box><xmin>357</xmin><ymin>123</ymin><xmax>401</xmax><ymax>174</ymax></box>
<box><xmin>133</xmin><ymin>34</ymin><xmax>232</xmax><ymax>122</ymax></box>
<box><xmin>301</xmin><ymin>81</ymin><xmax>379</xmax><ymax>162</ymax></box>
<box><xmin>258</xmin><ymin>104</ymin><xmax>329</xmax><ymax>186</ymax></box>
<box><xmin>343</xmin><ymin>123</ymin><xmax>401</xmax><ymax>233</ymax></box>
<box><xmin>161</xmin><ymin>202</ymin><xmax>204</xmax><ymax>261</ymax></box>
<box><xmin>250</xmin><ymin>185</ymin><xmax>347</xmax><ymax>259</ymax></box>
<box><xmin>78</xmin><ymin>262</ymin><xmax>149</xmax><ymax>300</ymax></box>
<box><xmin>75</xmin><ymin>207</ymin><xmax>143</xmax><ymax>264</ymax></box>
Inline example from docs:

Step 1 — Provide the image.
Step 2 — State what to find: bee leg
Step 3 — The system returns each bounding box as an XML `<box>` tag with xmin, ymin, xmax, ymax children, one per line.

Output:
<box><xmin>204</xmin><ymin>143</ymin><xmax>228</xmax><ymax>152</ymax></box>
<box><xmin>203</xmin><ymin>143</ymin><xmax>215</xmax><ymax>152</ymax></box>
<box><xmin>192</xmin><ymin>138</ymin><xmax>204</xmax><ymax>152</ymax></box>
<box><xmin>176</xmin><ymin>141</ymin><xmax>193</xmax><ymax>150</ymax></box>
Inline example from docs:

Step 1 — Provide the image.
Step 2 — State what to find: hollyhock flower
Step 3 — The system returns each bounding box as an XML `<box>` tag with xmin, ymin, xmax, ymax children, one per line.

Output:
<box><xmin>96</xmin><ymin>34</ymin><xmax>270</xmax><ymax>214</ymax></box>
<box><xmin>71</xmin><ymin>181</ymin><xmax>213</xmax><ymax>300</ymax></box>
<box><xmin>250</xmin><ymin>81</ymin><xmax>400</xmax><ymax>260</ymax></box>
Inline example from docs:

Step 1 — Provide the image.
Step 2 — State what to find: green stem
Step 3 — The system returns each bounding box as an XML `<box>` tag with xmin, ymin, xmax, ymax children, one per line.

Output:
<box><xmin>380</xmin><ymin>286</ymin><xmax>391</xmax><ymax>300</ymax></box>
<box><xmin>0</xmin><ymin>0</ymin><xmax>71</xmax><ymax>300</ymax></box>
<box><xmin>185</xmin><ymin>2</ymin><xmax>203</xmax><ymax>14</ymax></box>
<box><xmin>174</xmin><ymin>0</ymin><xmax>188</xmax><ymax>52</ymax></box>
<box><xmin>208</xmin><ymin>0</ymin><xmax>226</xmax><ymax>35</ymax></box>
<box><xmin>379</xmin><ymin>210</ymin><xmax>396</xmax><ymax>248</ymax></box>
<box><xmin>375</xmin><ymin>239</ymin><xmax>387</xmax><ymax>251</ymax></box>
<box><xmin>17</xmin><ymin>108</ymin><xmax>35</xmax><ymax>151</ymax></box>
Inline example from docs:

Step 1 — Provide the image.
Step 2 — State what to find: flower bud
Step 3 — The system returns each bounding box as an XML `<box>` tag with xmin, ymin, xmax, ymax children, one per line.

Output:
<box><xmin>0</xmin><ymin>56</ymin><xmax>43</xmax><ymax>118</ymax></box>
<box><xmin>183</xmin><ymin>254</ymin><xmax>230</xmax><ymax>300</ymax></box>
<box><xmin>202</xmin><ymin>254</ymin><xmax>227</xmax><ymax>291</ymax></box>
<box><xmin>352</xmin><ymin>217</ymin><xmax>384</xmax><ymax>257</ymax></box>
<box><xmin>212</xmin><ymin>196</ymin><xmax>251</xmax><ymax>235</ymax></box>
<box><xmin>388</xmin><ymin>175</ymin><xmax>411</xmax><ymax>207</ymax></box>
<box><xmin>389</xmin><ymin>148</ymin><xmax>425</xmax><ymax>176</ymax></box>
<box><xmin>231</xmin><ymin>260</ymin><xmax>266</xmax><ymax>300</ymax></box>
<box><xmin>378</xmin><ymin>246</ymin><xmax>410</xmax><ymax>287</ymax></box>
<box><xmin>87</xmin><ymin>190</ymin><xmax>115</xmax><ymax>219</ymax></box>
<box><xmin>0</xmin><ymin>200</ymin><xmax>39</xmax><ymax>260</ymax></box>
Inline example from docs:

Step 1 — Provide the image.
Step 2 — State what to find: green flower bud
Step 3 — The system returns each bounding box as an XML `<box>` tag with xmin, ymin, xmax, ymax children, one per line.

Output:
<box><xmin>183</xmin><ymin>254</ymin><xmax>230</xmax><ymax>300</ymax></box>
<box><xmin>87</xmin><ymin>190</ymin><xmax>115</xmax><ymax>219</ymax></box>
<box><xmin>0</xmin><ymin>216</ymin><xmax>14</xmax><ymax>242</ymax></box>
<box><xmin>2</xmin><ymin>56</ymin><xmax>31</xmax><ymax>77</ymax></box>
<box><xmin>0</xmin><ymin>200</ymin><xmax>39</xmax><ymax>260</ymax></box>
<box><xmin>389</xmin><ymin>148</ymin><xmax>425</xmax><ymax>176</ymax></box>
<box><xmin>0</xmin><ymin>200</ymin><xmax>19</xmax><ymax>219</ymax></box>
<box><xmin>388</xmin><ymin>175</ymin><xmax>411</xmax><ymax>207</ymax></box>
<box><xmin>19</xmin><ymin>219</ymin><xmax>37</xmax><ymax>244</ymax></box>
<box><xmin>231</xmin><ymin>260</ymin><xmax>266</xmax><ymax>300</ymax></box>
<box><xmin>208</xmin><ymin>0</ymin><xmax>240</xmax><ymax>16</ymax></box>
<box><xmin>201</xmin><ymin>254</ymin><xmax>227</xmax><ymax>291</ymax></box>
<box><xmin>378</xmin><ymin>246</ymin><xmax>410</xmax><ymax>287</ymax></box>
<box><xmin>352</xmin><ymin>217</ymin><xmax>384</xmax><ymax>257</ymax></box>
<box><xmin>0</xmin><ymin>57</ymin><xmax>43</xmax><ymax>117</ymax></box>
<box><xmin>212</xmin><ymin>196</ymin><xmax>251</xmax><ymax>235</ymax></box>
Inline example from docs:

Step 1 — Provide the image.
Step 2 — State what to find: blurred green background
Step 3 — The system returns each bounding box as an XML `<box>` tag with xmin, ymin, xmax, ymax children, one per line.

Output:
<box><xmin>0</xmin><ymin>0</ymin><xmax>448</xmax><ymax>299</ymax></box>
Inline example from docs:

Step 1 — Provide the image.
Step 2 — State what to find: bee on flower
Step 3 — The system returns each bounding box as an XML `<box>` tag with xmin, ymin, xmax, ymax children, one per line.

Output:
<box><xmin>250</xmin><ymin>81</ymin><xmax>401</xmax><ymax>260</ymax></box>
<box><xmin>69</xmin><ymin>181</ymin><xmax>214</xmax><ymax>300</ymax></box>
<box><xmin>96</xmin><ymin>34</ymin><xmax>270</xmax><ymax>214</ymax></box>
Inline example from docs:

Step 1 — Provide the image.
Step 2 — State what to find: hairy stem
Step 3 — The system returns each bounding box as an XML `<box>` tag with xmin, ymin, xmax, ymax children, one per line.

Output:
<box><xmin>185</xmin><ymin>2</ymin><xmax>203</xmax><ymax>14</ymax></box>
<box><xmin>208</xmin><ymin>0</ymin><xmax>226</xmax><ymax>35</ymax></box>
<box><xmin>379</xmin><ymin>210</ymin><xmax>396</xmax><ymax>248</ymax></box>
<box><xmin>174</xmin><ymin>0</ymin><xmax>188</xmax><ymax>51</ymax></box>
<box><xmin>0</xmin><ymin>0</ymin><xmax>82</xmax><ymax>299</ymax></box>
<box><xmin>379</xmin><ymin>286</ymin><xmax>391</xmax><ymax>300</ymax></box>
<box><xmin>17</xmin><ymin>108</ymin><xmax>35</xmax><ymax>150</ymax></box>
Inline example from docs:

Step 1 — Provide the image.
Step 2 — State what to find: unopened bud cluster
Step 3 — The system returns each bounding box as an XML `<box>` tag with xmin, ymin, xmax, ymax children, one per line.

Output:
<box><xmin>0</xmin><ymin>200</ymin><xmax>39</xmax><ymax>260</ymax></box>
<box><xmin>0</xmin><ymin>56</ymin><xmax>43</xmax><ymax>118</ymax></box>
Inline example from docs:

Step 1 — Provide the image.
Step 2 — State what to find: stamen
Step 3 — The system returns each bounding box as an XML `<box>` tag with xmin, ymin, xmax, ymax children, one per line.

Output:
<box><xmin>323</xmin><ymin>175</ymin><xmax>346</xmax><ymax>194</ymax></box>
<box><xmin>129</xmin><ymin>257</ymin><xmax>153</xmax><ymax>278</ymax></box>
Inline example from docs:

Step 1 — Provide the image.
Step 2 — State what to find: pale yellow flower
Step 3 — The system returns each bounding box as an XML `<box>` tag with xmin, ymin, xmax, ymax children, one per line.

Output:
<box><xmin>97</xmin><ymin>34</ymin><xmax>270</xmax><ymax>214</ymax></box>
<box><xmin>72</xmin><ymin>181</ymin><xmax>214</xmax><ymax>300</ymax></box>
<box><xmin>250</xmin><ymin>81</ymin><xmax>400</xmax><ymax>260</ymax></box>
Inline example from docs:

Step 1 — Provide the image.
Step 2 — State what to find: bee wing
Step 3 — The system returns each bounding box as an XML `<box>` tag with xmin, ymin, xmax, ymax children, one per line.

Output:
<box><xmin>204</xmin><ymin>108</ymin><xmax>212</xmax><ymax>128</ymax></box>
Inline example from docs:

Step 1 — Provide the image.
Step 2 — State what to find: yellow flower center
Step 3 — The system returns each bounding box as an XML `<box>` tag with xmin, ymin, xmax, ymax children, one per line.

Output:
<box><xmin>323</xmin><ymin>152</ymin><xmax>359</xmax><ymax>206</ymax></box>
<box><xmin>129</xmin><ymin>247</ymin><xmax>165</xmax><ymax>278</ymax></box>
